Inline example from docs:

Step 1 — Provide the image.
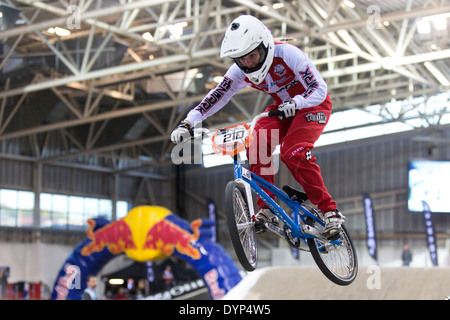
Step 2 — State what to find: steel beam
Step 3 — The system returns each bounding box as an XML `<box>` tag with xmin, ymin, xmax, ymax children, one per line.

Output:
<box><xmin>0</xmin><ymin>47</ymin><xmax>220</xmax><ymax>99</ymax></box>
<box><xmin>0</xmin><ymin>84</ymin><xmax>254</xmax><ymax>141</ymax></box>
<box><xmin>2</xmin><ymin>0</ymin><xmax>179</xmax><ymax>39</ymax></box>
<box><xmin>317</xmin><ymin>4</ymin><xmax>450</xmax><ymax>34</ymax></box>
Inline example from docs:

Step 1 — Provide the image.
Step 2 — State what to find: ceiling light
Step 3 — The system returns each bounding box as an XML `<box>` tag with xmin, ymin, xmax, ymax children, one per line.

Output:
<box><xmin>422</xmin><ymin>12</ymin><xmax>450</xmax><ymax>21</ymax></box>
<box><xmin>343</xmin><ymin>0</ymin><xmax>355</xmax><ymax>8</ymax></box>
<box><xmin>213</xmin><ymin>76</ymin><xmax>224</xmax><ymax>83</ymax></box>
<box><xmin>176</xmin><ymin>21</ymin><xmax>188</xmax><ymax>28</ymax></box>
<box><xmin>166</xmin><ymin>22</ymin><xmax>188</xmax><ymax>40</ymax></box>
<box><xmin>108</xmin><ymin>278</ymin><xmax>124</xmax><ymax>285</ymax></box>
<box><xmin>416</xmin><ymin>19</ymin><xmax>431</xmax><ymax>34</ymax></box>
<box><xmin>424</xmin><ymin>62</ymin><xmax>450</xmax><ymax>86</ymax></box>
<box><xmin>432</xmin><ymin>17</ymin><xmax>447</xmax><ymax>30</ymax></box>
<box><xmin>273</xmin><ymin>3</ymin><xmax>284</xmax><ymax>9</ymax></box>
<box><xmin>47</xmin><ymin>27</ymin><xmax>71</xmax><ymax>37</ymax></box>
<box><xmin>422</xmin><ymin>13</ymin><xmax>449</xmax><ymax>30</ymax></box>
<box><xmin>142</xmin><ymin>32</ymin><xmax>154</xmax><ymax>42</ymax></box>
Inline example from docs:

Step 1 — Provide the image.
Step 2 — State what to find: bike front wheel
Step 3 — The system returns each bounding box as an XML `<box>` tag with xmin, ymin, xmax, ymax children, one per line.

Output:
<box><xmin>225</xmin><ymin>181</ymin><xmax>257</xmax><ymax>271</ymax></box>
<box><xmin>307</xmin><ymin>224</ymin><xmax>358</xmax><ymax>286</ymax></box>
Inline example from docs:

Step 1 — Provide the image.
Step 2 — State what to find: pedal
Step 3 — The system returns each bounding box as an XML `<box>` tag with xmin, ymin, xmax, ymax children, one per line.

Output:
<box><xmin>323</xmin><ymin>229</ymin><xmax>341</xmax><ymax>241</ymax></box>
<box><xmin>254</xmin><ymin>219</ymin><xmax>267</xmax><ymax>234</ymax></box>
<box><xmin>328</xmin><ymin>233</ymin><xmax>340</xmax><ymax>241</ymax></box>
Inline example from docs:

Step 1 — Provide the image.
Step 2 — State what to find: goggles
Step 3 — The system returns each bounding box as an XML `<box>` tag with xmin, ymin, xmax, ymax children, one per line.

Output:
<box><xmin>232</xmin><ymin>42</ymin><xmax>268</xmax><ymax>74</ymax></box>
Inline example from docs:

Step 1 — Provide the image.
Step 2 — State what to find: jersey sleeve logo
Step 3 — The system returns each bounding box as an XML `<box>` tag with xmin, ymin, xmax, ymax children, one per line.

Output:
<box><xmin>194</xmin><ymin>76</ymin><xmax>233</xmax><ymax>115</ymax></box>
<box><xmin>299</xmin><ymin>65</ymin><xmax>319</xmax><ymax>99</ymax></box>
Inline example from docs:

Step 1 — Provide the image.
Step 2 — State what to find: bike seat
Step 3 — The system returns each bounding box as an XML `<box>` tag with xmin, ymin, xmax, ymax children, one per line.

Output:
<box><xmin>282</xmin><ymin>185</ymin><xmax>308</xmax><ymax>204</ymax></box>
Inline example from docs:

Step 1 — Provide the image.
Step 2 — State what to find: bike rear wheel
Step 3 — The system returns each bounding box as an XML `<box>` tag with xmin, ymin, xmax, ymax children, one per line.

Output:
<box><xmin>225</xmin><ymin>181</ymin><xmax>257</xmax><ymax>271</ymax></box>
<box><xmin>307</xmin><ymin>224</ymin><xmax>358</xmax><ymax>286</ymax></box>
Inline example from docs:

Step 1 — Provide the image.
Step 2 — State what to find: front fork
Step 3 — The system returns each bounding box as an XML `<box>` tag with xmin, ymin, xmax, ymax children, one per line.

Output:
<box><xmin>233</xmin><ymin>154</ymin><xmax>256</xmax><ymax>220</ymax></box>
<box><xmin>235</xmin><ymin>177</ymin><xmax>256</xmax><ymax>220</ymax></box>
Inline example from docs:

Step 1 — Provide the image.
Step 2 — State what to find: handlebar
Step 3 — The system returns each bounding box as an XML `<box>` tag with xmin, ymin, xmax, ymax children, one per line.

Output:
<box><xmin>267</xmin><ymin>110</ymin><xmax>285</xmax><ymax>118</ymax></box>
<box><xmin>249</xmin><ymin>110</ymin><xmax>284</xmax><ymax>132</ymax></box>
<box><xmin>192</xmin><ymin>110</ymin><xmax>284</xmax><ymax>139</ymax></box>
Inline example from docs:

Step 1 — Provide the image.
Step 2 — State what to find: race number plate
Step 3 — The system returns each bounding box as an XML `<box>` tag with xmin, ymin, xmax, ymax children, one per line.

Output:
<box><xmin>212</xmin><ymin>123</ymin><xmax>252</xmax><ymax>156</ymax></box>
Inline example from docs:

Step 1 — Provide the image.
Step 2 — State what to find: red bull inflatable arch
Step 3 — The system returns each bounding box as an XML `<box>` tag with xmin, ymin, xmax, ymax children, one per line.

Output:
<box><xmin>51</xmin><ymin>206</ymin><xmax>242</xmax><ymax>300</ymax></box>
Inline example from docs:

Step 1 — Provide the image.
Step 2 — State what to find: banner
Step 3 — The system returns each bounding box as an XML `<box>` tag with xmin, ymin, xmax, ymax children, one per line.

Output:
<box><xmin>362</xmin><ymin>193</ymin><xmax>378</xmax><ymax>261</ymax></box>
<box><xmin>290</xmin><ymin>212</ymin><xmax>299</xmax><ymax>260</ymax></box>
<box><xmin>51</xmin><ymin>206</ymin><xmax>242</xmax><ymax>300</ymax></box>
<box><xmin>421</xmin><ymin>201</ymin><xmax>438</xmax><ymax>266</ymax></box>
<box><xmin>206</xmin><ymin>198</ymin><xmax>217</xmax><ymax>242</ymax></box>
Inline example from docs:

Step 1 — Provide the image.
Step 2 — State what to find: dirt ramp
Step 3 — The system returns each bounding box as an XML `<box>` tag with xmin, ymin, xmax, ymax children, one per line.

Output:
<box><xmin>224</xmin><ymin>266</ymin><xmax>450</xmax><ymax>300</ymax></box>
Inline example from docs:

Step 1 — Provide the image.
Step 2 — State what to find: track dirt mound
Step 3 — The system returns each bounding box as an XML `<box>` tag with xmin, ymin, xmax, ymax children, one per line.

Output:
<box><xmin>224</xmin><ymin>266</ymin><xmax>450</xmax><ymax>300</ymax></box>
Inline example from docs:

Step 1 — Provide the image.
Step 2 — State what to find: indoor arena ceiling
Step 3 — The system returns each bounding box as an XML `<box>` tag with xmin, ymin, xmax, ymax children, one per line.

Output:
<box><xmin>0</xmin><ymin>0</ymin><xmax>449</xmax><ymax>176</ymax></box>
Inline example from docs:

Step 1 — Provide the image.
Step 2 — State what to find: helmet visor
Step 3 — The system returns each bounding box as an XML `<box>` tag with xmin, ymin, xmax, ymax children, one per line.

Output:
<box><xmin>233</xmin><ymin>42</ymin><xmax>268</xmax><ymax>74</ymax></box>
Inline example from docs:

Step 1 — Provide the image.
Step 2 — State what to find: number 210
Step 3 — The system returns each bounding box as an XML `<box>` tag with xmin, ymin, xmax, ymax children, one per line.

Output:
<box><xmin>223</xmin><ymin>130</ymin><xmax>245</xmax><ymax>142</ymax></box>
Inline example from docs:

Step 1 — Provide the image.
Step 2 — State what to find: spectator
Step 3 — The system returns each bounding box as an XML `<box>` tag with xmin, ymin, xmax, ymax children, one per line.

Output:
<box><xmin>114</xmin><ymin>287</ymin><xmax>127</xmax><ymax>300</ymax></box>
<box><xmin>401</xmin><ymin>244</ymin><xmax>413</xmax><ymax>267</ymax></box>
<box><xmin>162</xmin><ymin>266</ymin><xmax>174</xmax><ymax>289</ymax></box>
<box><xmin>0</xmin><ymin>269</ymin><xmax>7</xmax><ymax>300</ymax></box>
<box><xmin>82</xmin><ymin>275</ymin><xmax>98</xmax><ymax>300</ymax></box>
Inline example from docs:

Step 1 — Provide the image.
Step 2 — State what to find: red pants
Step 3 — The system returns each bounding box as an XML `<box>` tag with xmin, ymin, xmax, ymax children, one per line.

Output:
<box><xmin>247</xmin><ymin>95</ymin><xmax>337</xmax><ymax>213</ymax></box>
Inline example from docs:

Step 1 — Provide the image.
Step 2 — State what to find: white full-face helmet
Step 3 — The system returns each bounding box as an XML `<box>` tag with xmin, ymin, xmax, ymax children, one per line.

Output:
<box><xmin>220</xmin><ymin>15</ymin><xmax>274</xmax><ymax>85</ymax></box>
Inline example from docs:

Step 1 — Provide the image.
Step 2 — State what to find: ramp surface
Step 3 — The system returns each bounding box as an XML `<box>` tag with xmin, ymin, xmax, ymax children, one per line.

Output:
<box><xmin>224</xmin><ymin>266</ymin><xmax>450</xmax><ymax>300</ymax></box>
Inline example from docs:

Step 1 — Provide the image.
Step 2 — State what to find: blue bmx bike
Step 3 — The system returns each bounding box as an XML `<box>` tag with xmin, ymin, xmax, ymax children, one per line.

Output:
<box><xmin>199</xmin><ymin>111</ymin><xmax>358</xmax><ymax>286</ymax></box>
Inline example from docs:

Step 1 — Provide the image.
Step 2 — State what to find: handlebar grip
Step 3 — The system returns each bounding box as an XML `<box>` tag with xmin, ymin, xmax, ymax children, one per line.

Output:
<box><xmin>268</xmin><ymin>110</ymin><xmax>284</xmax><ymax>118</ymax></box>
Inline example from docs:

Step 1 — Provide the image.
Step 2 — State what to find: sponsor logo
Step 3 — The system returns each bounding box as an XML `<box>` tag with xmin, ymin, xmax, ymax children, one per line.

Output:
<box><xmin>143</xmin><ymin>219</ymin><xmax>201</xmax><ymax>259</ymax></box>
<box><xmin>291</xmin><ymin>146</ymin><xmax>304</xmax><ymax>157</ymax></box>
<box><xmin>204</xmin><ymin>269</ymin><xmax>226</xmax><ymax>299</ymax></box>
<box><xmin>274</xmin><ymin>79</ymin><xmax>299</xmax><ymax>94</ymax></box>
<box><xmin>274</xmin><ymin>64</ymin><xmax>287</xmax><ymax>77</ymax></box>
<box><xmin>254</xmin><ymin>77</ymin><xmax>295</xmax><ymax>93</ymax></box>
<box><xmin>81</xmin><ymin>213</ymin><xmax>202</xmax><ymax>260</ymax></box>
<box><xmin>195</xmin><ymin>76</ymin><xmax>233</xmax><ymax>115</ymax></box>
<box><xmin>81</xmin><ymin>219</ymin><xmax>136</xmax><ymax>256</ymax></box>
<box><xmin>305</xmin><ymin>150</ymin><xmax>312</xmax><ymax>161</ymax></box>
<box><xmin>305</xmin><ymin>112</ymin><xmax>327</xmax><ymax>124</ymax></box>
<box><xmin>299</xmin><ymin>65</ymin><xmax>319</xmax><ymax>98</ymax></box>
<box><xmin>224</xmin><ymin>48</ymin><xmax>238</xmax><ymax>54</ymax></box>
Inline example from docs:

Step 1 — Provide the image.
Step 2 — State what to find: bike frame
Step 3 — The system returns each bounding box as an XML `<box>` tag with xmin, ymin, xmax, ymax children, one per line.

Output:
<box><xmin>232</xmin><ymin>154</ymin><xmax>325</xmax><ymax>239</ymax></box>
<box><xmin>198</xmin><ymin>111</ymin><xmax>332</xmax><ymax>242</ymax></box>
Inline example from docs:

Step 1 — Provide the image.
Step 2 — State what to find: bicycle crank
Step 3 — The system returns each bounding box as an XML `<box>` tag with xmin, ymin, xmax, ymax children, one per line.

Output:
<box><xmin>301</xmin><ymin>225</ymin><xmax>328</xmax><ymax>242</ymax></box>
<box><xmin>264</xmin><ymin>222</ymin><xmax>285</xmax><ymax>239</ymax></box>
<box><xmin>282</xmin><ymin>226</ymin><xmax>297</xmax><ymax>247</ymax></box>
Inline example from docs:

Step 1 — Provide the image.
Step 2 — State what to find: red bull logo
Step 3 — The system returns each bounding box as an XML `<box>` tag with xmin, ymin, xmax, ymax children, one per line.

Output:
<box><xmin>143</xmin><ymin>219</ymin><xmax>201</xmax><ymax>259</ymax></box>
<box><xmin>81</xmin><ymin>219</ymin><xmax>136</xmax><ymax>256</ymax></box>
<box><xmin>80</xmin><ymin>206</ymin><xmax>202</xmax><ymax>262</ymax></box>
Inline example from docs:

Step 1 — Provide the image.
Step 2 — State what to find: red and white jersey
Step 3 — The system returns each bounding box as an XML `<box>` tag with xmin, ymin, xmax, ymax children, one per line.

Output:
<box><xmin>185</xmin><ymin>43</ymin><xmax>329</xmax><ymax>126</ymax></box>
